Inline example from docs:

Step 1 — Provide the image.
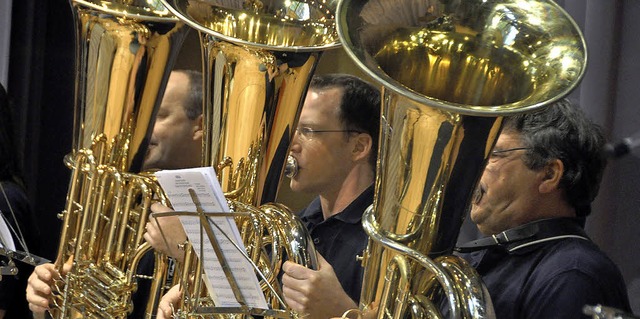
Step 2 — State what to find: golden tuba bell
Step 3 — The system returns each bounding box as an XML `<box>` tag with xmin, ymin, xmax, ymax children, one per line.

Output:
<box><xmin>50</xmin><ymin>0</ymin><xmax>188</xmax><ymax>317</ymax></box>
<box><xmin>336</xmin><ymin>0</ymin><xmax>586</xmax><ymax>318</ymax></box>
<box><xmin>158</xmin><ymin>0</ymin><xmax>340</xmax><ymax>317</ymax></box>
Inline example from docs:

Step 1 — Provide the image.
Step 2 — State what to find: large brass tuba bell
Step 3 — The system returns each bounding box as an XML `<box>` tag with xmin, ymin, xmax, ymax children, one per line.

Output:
<box><xmin>158</xmin><ymin>0</ymin><xmax>340</xmax><ymax>317</ymax></box>
<box><xmin>50</xmin><ymin>0</ymin><xmax>188</xmax><ymax>317</ymax></box>
<box><xmin>336</xmin><ymin>0</ymin><xmax>586</xmax><ymax>318</ymax></box>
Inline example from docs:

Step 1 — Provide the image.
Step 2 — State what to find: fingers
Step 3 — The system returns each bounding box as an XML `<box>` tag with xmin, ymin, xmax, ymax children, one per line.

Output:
<box><xmin>282</xmin><ymin>261</ymin><xmax>316</xmax><ymax>314</ymax></box>
<box><xmin>62</xmin><ymin>256</ymin><xmax>73</xmax><ymax>275</ymax></box>
<box><xmin>157</xmin><ymin>284</ymin><xmax>182</xmax><ymax>319</ymax></box>
<box><xmin>28</xmin><ymin>300</ymin><xmax>50</xmax><ymax>317</ymax></box>
<box><xmin>144</xmin><ymin>213</ymin><xmax>188</xmax><ymax>261</ymax></box>
<box><xmin>282</xmin><ymin>261</ymin><xmax>313</xmax><ymax>279</ymax></box>
<box><xmin>26</xmin><ymin>263</ymin><xmax>58</xmax><ymax>315</ymax></box>
<box><xmin>144</xmin><ymin>219</ymin><xmax>160</xmax><ymax>247</ymax></box>
<box><xmin>151</xmin><ymin>202</ymin><xmax>172</xmax><ymax>213</ymax></box>
<box><xmin>157</xmin><ymin>299</ymin><xmax>172</xmax><ymax>319</ymax></box>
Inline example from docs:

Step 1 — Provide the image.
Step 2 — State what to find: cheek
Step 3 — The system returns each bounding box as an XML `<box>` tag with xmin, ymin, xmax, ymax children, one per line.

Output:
<box><xmin>153</xmin><ymin>120</ymin><xmax>172</xmax><ymax>137</ymax></box>
<box><xmin>301</xmin><ymin>142</ymin><xmax>328</xmax><ymax>160</ymax></box>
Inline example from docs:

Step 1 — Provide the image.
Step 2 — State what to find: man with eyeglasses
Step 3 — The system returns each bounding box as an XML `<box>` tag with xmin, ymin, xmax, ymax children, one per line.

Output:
<box><xmin>280</xmin><ymin>74</ymin><xmax>381</xmax><ymax>319</ymax></box>
<box><xmin>456</xmin><ymin>99</ymin><xmax>631</xmax><ymax>318</ymax></box>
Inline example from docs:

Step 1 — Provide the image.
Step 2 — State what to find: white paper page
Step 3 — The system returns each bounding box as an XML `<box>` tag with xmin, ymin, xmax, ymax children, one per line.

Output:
<box><xmin>155</xmin><ymin>167</ymin><xmax>268</xmax><ymax>309</ymax></box>
<box><xmin>0</xmin><ymin>214</ymin><xmax>15</xmax><ymax>251</ymax></box>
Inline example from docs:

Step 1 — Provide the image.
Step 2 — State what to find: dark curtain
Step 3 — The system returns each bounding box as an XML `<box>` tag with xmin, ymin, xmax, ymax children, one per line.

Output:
<box><xmin>9</xmin><ymin>0</ymin><xmax>74</xmax><ymax>260</ymax></box>
<box><xmin>569</xmin><ymin>0</ymin><xmax>640</xmax><ymax>314</ymax></box>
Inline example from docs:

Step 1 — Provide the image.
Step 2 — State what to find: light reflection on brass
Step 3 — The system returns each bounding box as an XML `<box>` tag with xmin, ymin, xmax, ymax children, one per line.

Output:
<box><xmin>49</xmin><ymin>1</ymin><xmax>187</xmax><ymax>317</ymax></box>
<box><xmin>337</xmin><ymin>0</ymin><xmax>586</xmax><ymax>318</ymax></box>
<box><xmin>160</xmin><ymin>0</ymin><xmax>339</xmax><ymax>317</ymax></box>
<box><xmin>165</xmin><ymin>0</ymin><xmax>339</xmax><ymax>49</ymax></box>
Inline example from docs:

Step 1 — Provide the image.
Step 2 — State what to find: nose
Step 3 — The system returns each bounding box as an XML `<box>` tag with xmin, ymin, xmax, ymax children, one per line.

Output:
<box><xmin>290</xmin><ymin>129</ymin><xmax>301</xmax><ymax>152</ymax></box>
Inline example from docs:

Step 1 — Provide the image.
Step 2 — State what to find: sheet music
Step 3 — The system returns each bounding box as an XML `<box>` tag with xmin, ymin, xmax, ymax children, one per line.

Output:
<box><xmin>155</xmin><ymin>167</ymin><xmax>268</xmax><ymax>309</ymax></box>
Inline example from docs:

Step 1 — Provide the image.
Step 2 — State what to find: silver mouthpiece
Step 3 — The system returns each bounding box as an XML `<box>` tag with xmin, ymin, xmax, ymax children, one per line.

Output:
<box><xmin>284</xmin><ymin>155</ymin><xmax>298</xmax><ymax>178</ymax></box>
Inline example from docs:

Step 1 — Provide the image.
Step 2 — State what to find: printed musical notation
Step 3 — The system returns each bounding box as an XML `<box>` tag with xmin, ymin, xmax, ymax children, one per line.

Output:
<box><xmin>155</xmin><ymin>167</ymin><xmax>268</xmax><ymax>309</ymax></box>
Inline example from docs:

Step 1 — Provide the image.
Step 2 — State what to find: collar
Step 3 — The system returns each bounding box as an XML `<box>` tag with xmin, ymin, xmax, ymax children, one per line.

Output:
<box><xmin>455</xmin><ymin>217</ymin><xmax>590</xmax><ymax>253</ymax></box>
<box><xmin>300</xmin><ymin>185</ymin><xmax>374</xmax><ymax>225</ymax></box>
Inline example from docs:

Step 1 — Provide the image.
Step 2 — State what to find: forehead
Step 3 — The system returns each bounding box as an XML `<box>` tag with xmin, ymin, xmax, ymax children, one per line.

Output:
<box><xmin>299</xmin><ymin>87</ymin><xmax>343</xmax><ymax>122</ymax></box>
<box><xmin>495</xmin><ymin>130</ymin><xmax>523</xmax><ymax>147</ymax></box>
<box><xmin>160</xmin><ymin>72</ymin><xmax>190</xmax><ymax>110</ymax></box>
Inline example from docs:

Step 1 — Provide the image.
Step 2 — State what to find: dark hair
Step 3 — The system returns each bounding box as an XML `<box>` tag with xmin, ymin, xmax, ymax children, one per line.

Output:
<box><xmin>309</xmin><ymin>74</ymin><xmax>381</xmax><ymax>169</ymax></box>
<box><xmin>0</xmin><ymin>83</ymin><xmax>22</xmax><ymax>184</ymax></box>
<box><xmin>174</xmin><ymin>69</ymin><xmax>203</xmax><ymax>120</ymax></box>
<box><xmin>503</xmin><ymin>98</ymin><xmax>606</xmax><ymax>217</ymax></box>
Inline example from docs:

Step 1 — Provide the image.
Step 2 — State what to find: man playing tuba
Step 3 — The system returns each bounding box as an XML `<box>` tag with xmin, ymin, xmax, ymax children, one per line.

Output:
<box><xmin>456</xmin><ymin>99</ymin><xmax>631</xmax><ymax>318</ymax></box>
<box><xmin>26</xmin><ymin>69</ymin><xmax>203</xmax><ymax>319</ymax></box>
<box><xmin>156</xmin><ymin>73</ymin><xmax>381</xmax><ymax>319</ymax></box>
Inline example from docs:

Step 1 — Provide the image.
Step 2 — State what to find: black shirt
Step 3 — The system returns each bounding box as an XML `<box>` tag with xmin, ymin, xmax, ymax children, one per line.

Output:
<box><xmin>298</xmin><ymin>186</ymin><xmax>373</xmax><ymax>303</ymax></box>
<box><xmin>459</xmin><ymin>218</ymin><xmax>631</xmax><ymax>319</ymax></box>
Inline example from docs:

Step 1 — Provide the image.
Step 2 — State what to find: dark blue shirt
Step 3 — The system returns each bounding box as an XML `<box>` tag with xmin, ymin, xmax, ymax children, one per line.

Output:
<box><xmin>460</xmin><ymin>218</ymin><xmax>631</xmax><ymax>319</ymax></box>
<box><xmin>298</xmin><ymin>186</ymin><xmax>373</xmax><ymax>303</ymax></box>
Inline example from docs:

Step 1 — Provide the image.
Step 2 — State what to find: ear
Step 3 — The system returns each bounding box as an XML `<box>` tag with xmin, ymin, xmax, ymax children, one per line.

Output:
<box><xmin>538</xmin><ymin>159</ymin><xmax>564</xmax><ymax>194</ymax></box>
<box><xmin>351</xmin><ymin>133</ymin><xmax>373</xmax><ymax>162</ymax></box>
<box><xmin>192</xmin><ymin>114</ymin><xmax>204</xmax><ymax>141</ymax></box>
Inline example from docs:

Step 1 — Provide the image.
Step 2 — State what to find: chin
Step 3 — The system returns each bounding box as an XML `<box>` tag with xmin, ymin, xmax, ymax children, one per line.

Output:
<box><xmin>142</xmin><ymin>159</ymin><xmax>161</xmax><ymax>171</ymax></box>
<box><xmin>289</xmin><ymin>181</ymin><xmax>301</xmax><ymax>193</ymax></box>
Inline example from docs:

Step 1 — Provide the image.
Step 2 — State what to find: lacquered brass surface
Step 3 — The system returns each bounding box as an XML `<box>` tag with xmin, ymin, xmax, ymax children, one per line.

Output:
<box><xmin>70</xmin><ymin>1</ymin><xmax>187</xmax><ymax>172</ymax></box>
<box><xmin>50</xmin><ymin>1</ymin><xmax>187</xmax><ymax>317</ymax></box>
<box><xmin>163</xmin><ymin>0</ymin><xmax>341</xmax><ymax>50</ymax></box>
<box><xmin>338</xmin><ymin>0</ymin><xmax>586</xmax><ymax>115</ymax></box>
<box><xmin>159</xmin><ymin>0</ymin><xmax>340</xmax><ymax>317</ymax></box>
<box><xmin>336</xmin><ymin>0</ymin><xmax>586</xmax><ymax>318</ymax></box>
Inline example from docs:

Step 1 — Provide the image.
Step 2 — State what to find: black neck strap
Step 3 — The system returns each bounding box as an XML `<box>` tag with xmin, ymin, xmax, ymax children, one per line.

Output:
<box><xmin>455</xmin><ymin>218</ymin><xmax>589</xmax><ymax>253</ymax></box>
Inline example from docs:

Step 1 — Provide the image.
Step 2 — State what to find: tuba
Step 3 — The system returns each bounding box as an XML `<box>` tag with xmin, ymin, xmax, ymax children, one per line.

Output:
<box><xmin>336</xmin><ymin>0</ymin><xmax>586</xmax><ymax>318</ymax></box>
<box><xmin>158</xmin><ymin>0</ymin><xmax>340</xmax><ymax>317</ymax></box>
<box><xmin>50</xmin><ymin>0</ymin><xmax>188</xmax><ymax>317</ymax></box>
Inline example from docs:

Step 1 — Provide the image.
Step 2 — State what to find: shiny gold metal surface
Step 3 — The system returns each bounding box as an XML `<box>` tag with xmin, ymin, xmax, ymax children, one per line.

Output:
<box><xmin>159</xmin><ymin>0</ymin><xmax>340</xmax><ymax>317</ymax></box>
<box><xmin>336</xmin><ymin>0</ymin><xmax>586</xmax><ymax>318</ymax></box>
<box><xmin>50</xmin><ymin>1</ymin><xmax>187</xmax><ymax>317</ymax></box>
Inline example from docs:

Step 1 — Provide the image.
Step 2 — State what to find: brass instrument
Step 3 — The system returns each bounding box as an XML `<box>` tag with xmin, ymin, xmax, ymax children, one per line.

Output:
<box><xmin>51</xmin><ymin>0</ymin><xmax>187</xmax><ymax>317</ymax></box>
<box><xmin>158</xmin><ymin>0</ymin><xmax>340</xmax><ymax>317</ymax></box>
<box><xmin>336</xmin><ymin>0</ymin><xmax>587</xmax><ymax>318</ymax></box>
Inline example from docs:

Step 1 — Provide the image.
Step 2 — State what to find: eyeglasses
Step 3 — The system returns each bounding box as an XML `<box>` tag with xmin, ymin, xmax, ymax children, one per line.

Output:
<box><xmin>491</xmin><ymin>147</ymin><xmax>531</xmax><ymax>155</ymax></box>
<box><xmin>295</xmin><ymin>127</ymin><xmax>364</xmax><ymax>140</ymax></box>
<box><xmin>489</xmin><ymin>147</ymin><xmax>531</xmax><ymax>162</ymax></box>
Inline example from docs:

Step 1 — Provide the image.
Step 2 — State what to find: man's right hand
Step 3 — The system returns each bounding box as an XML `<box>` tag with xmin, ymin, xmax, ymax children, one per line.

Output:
<box><xmin>281</xmin><ymin>254</ymin><xmax>358</xmax><ymax>319</ymax></box>
<box><xmin>144</xmin><ymin>202</ymin><xmax>188</xmax><ymax>262</ymax></box>
<box><xmin>26</xmin><ymin>260</ymin><xmax>72</xmax><ymax>318</ymax></box>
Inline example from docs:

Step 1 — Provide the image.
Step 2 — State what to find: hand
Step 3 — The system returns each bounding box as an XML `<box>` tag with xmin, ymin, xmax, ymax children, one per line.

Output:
<box><xmin>282</xmin><ymin>254</ymin><xmax>358</xmax><ymax>319</ymax></box>
<box><xmin>26</xmin><ymin>259</ymin><xmax>72</xmax><ymax>318</ymax></box>
<box><xmin>157</xmin><ymin>284</ymin><xmax>183</xmax><ymax>319</ymax></box>
<box><xmin>144</xmin><ymin>202</ymin><xmax>188</xmax><ymax>262</ymax></box>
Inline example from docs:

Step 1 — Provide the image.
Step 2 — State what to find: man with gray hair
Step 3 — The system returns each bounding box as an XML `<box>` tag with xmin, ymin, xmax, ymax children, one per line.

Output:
<box><xmin>457</xmin><ymin>99</ymin><xmax>631</xmax><ymax>318</ymax></box>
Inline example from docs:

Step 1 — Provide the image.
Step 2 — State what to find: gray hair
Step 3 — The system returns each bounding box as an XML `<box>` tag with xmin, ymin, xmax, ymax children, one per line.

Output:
<box><xmin>503</xmin><ymin>98</ymin><xmax>607</xmax><ymax>217</ymax></box>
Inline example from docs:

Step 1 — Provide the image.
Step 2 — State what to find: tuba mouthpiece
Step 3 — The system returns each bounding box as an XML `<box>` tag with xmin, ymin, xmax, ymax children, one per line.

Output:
<box><xmin>284</xmin><ymin>155</ymin><xmax>298</xmax><ymax>178</ymax></box>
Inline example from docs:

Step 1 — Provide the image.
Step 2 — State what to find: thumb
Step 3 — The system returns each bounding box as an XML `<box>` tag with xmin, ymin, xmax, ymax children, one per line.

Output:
<box><xmin>62</xmin><ymin>255</ymin><xmax>74</xmax><ymax>275</ymax></box>
<box><xmin>316</xmin><ymin>253</ymin><xmax>332</xmax><ymax>270</ymax></box>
